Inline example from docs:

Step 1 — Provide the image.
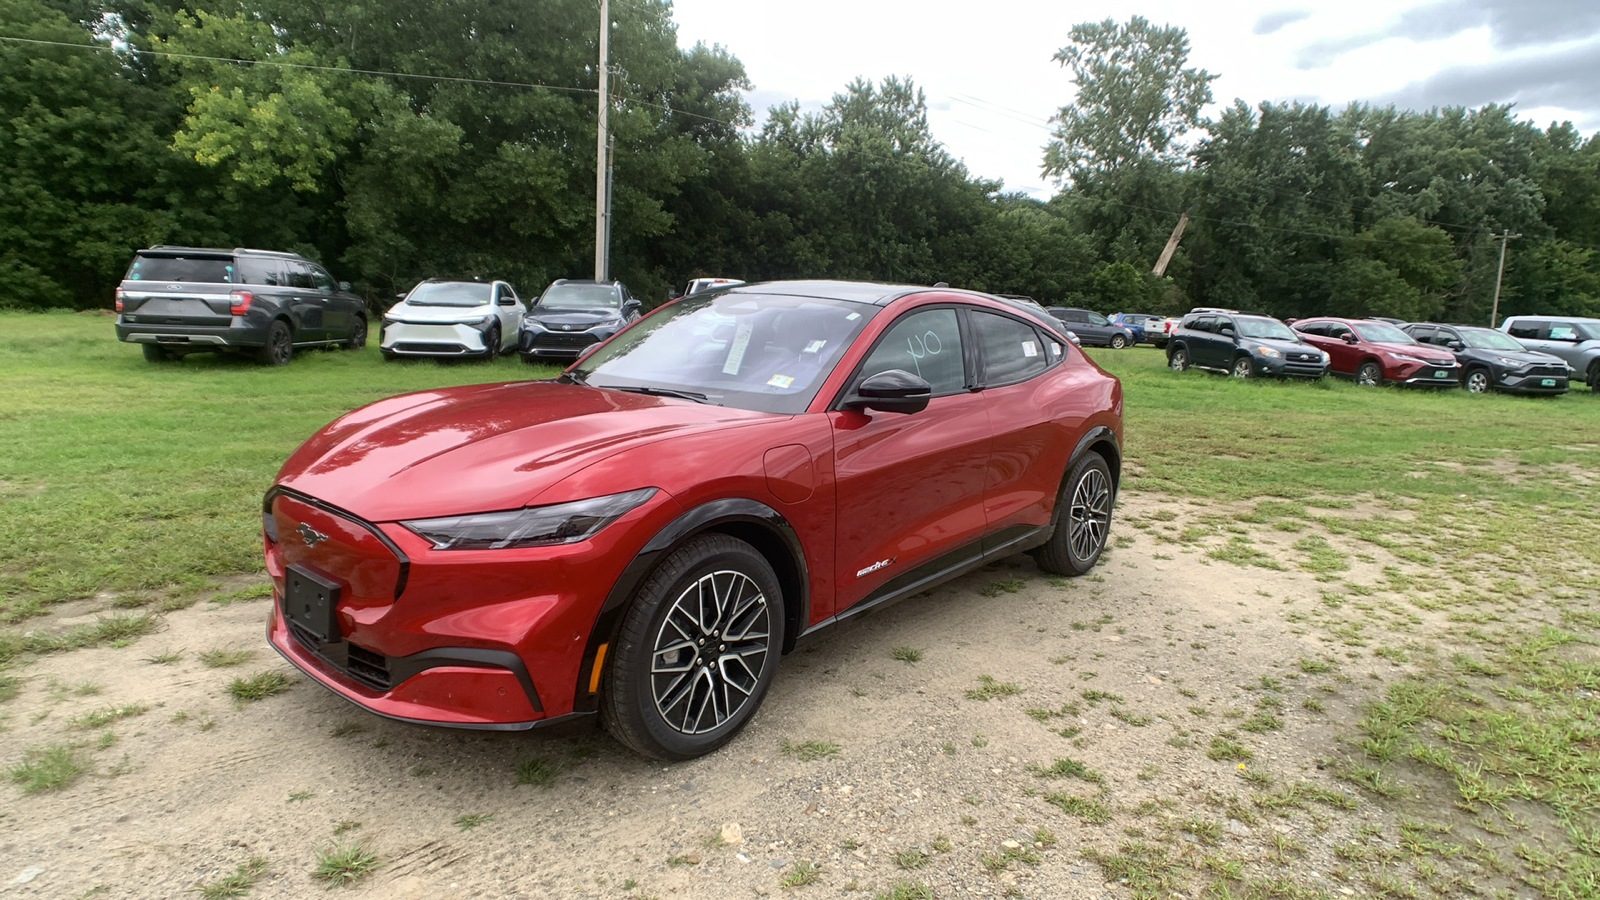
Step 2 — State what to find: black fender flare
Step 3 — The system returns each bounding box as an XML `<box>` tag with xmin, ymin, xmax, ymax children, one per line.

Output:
<box><xmin>570</xmin><ymin>497</ymin><xmax>809</xmax><ymax>713</ymax></box>
<box><xmin>1046</xmin><ymin>426</ymin><xmax>1121</xmax><ymax>533</ymax></box>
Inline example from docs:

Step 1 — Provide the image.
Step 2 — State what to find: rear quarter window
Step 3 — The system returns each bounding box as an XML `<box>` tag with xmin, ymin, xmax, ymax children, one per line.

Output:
<box><xmin>126</xmin><ymin>255</ymin><xmax>234</xmax><ymax>284</ymax></box>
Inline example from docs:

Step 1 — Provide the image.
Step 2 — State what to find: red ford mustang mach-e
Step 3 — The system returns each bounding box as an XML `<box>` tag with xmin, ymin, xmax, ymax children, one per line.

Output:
<box><xmin>264</xmin><ymin>281</ymin><xmax>1123</xmax><ymax>758</ymax></box>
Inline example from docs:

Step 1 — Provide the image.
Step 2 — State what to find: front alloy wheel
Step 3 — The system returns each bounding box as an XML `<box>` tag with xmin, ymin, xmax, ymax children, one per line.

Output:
<box><xmin>1232</xmin><ymin>356</ymin><xmax>1254</xmax><ymax>378</ymax></box>
<box><xmin>604</xmin><ymin>534</ymin><xmax>784</xmax><ymax>759</ymax></box>
<box><xmin>1356</xmin><ymin>361</ymin><xmax>1383</xmax><ymax>386</ymax></box>
<box><xmin>345</xmin><ymin>316</ymin><xmax>367</xmax><ymax>350</ymax></box>
<box><xmin>1464</xmin><ymin>368</ymin><xmax>1491</xmax><ymax>393</ymax></box>
<box><xmin>1032</xmin><ymin>453</ymin><xmax>1114</xmax><ymax>577</ymax></box>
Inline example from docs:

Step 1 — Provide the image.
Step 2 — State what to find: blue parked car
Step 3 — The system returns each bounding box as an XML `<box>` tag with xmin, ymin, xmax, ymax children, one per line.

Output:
<box><xmin>1108</xmin><ymin>313</ymin><xmax>1165</xmax><ymax>343</ymax></box>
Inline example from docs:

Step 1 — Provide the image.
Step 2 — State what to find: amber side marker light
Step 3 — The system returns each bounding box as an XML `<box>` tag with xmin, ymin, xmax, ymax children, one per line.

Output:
<box><xmin>588</xmin><ymin>643</ymin><xmax>609</xmax><ymax>693</ymax></box>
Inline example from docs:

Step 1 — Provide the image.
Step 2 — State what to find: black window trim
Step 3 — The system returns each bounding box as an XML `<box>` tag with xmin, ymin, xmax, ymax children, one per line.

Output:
<box><xmin>966</xmin><ymin>307</ymin><xmax>1060</xmax><ymax>391</ymax></box>
<box><xmin>828</xmin><ymin>303</ymin><xmax>974</xmax><ymax>410</ymax></box>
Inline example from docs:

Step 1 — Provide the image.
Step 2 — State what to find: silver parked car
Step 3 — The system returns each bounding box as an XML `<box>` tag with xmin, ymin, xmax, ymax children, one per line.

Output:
<box><xmin>1500</xmin><ymin>315</ymin><xmax>1600</xmax><ymax>392</ymax></box>
<box><xmin>379</xmin><ymin>280</ymin><xmax>524</xmax><ymax>360</ymax></box>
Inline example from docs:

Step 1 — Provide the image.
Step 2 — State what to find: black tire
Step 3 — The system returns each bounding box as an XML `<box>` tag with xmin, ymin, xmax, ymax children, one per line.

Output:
<box><xmin>1110</xmin><ymin>334</ymin><xmax>1128</xmax><ymax>350</ymax></box>
<box><xmin>345</xmin><ymin>316</ymin><xmax>367</xmax><ymax>350</ymax></box>
<box><xmin>141</xmin><ymin>344</ymin><xmax>173</xmax><ymax>363</ymax></box>
<box><xmin>1032</xmin><ymin>453</ymin><xmax>1114</xmax><ymax>577</ymax></box>
<box><xmin>1231</xmin><ymin>356</ymin><xmax>1254</xmax><ymax>379</ymax></box>
<box><xmin>1463</xmin><ymin>367</ymin><xmax>1491</xmax><ymax>394</ymax></box>
<box><xmin>483</xmin><ymin>324</ymin><xmax>501</xmax><ymax>360</ymax></box>
<box><xmin>1356</xmin><ymin>360</ymin><xmax>1383</xmax><ymax>386</ymax></box>
<box><xmin>602</xmin><ymin>534</ymin><xmax>785</xmax><ymax>760</ymax></box>
<box><xmin>256</xmin><ymin>320</ymin><xmax>293</xmax><ymax>366</ymax></box>
<box><xmin>1588</xmin><ymin>362</ymin><xmax>1600</xmax><ymax>392</ymax></box>
<box><xmin>1169</xmin><ymin>347</ymin><xmax>1189</xmax><ymax>372</ymax></box>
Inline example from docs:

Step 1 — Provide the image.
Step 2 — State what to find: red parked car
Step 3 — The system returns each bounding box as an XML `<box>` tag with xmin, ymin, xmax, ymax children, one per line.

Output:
<box><xmin>264</xmin><ymin>281</ymin><xmax>1123</xmax><ymax>759</ymax></box>
<box><xmin>1290</xmin><ymin>317</ymin><xmax>1460</xmax><ymax>387</ymax></box>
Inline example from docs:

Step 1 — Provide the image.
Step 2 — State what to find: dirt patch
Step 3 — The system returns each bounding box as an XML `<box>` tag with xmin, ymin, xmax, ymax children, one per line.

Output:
<box><xmin>0</xmin><ymin>494</ymin><xmax>1433</xmax><ymax>898</ymax></box>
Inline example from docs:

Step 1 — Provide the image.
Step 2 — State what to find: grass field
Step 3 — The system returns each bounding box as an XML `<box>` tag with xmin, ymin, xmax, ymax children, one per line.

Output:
<box><xmin>2</xmin><ymin>312</ymin><xmax>1598</xmax><ymax>897</ymax></box>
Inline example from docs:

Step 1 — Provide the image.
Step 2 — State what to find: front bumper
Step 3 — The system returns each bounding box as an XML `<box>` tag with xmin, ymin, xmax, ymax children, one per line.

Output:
<box><xmin>1393</xmin><ymin>362</ymin><xmax>1460</xmax><ymax>387</ymax></box>
<box><xmin>1496</xmin><ymin>367</ymin><xmax>1570</xmax><ymax>394</ymax></box>
<box><xmin>262</xmin><ymin>487</ymin><xmax>674</xmax><ymax>729</ymax></box>
<box><xmin>380</xmin><ymin>320</ymin><xmax>493</xmax><ymax>356</ymax></box>
<box><xmin>1255</xmin><ymin>353</ymin><xmax>1327</xmax><ymax>378</ymax></box>
<box><xmin>520</xmin><ymin>329</ymin><xmax>612</xmax><ymax>358</ymax></box>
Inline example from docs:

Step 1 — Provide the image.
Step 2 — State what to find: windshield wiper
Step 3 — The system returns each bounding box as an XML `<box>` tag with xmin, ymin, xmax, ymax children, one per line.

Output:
<box><xmin>560</xmin><ymin>370</ymin><xmax>589</xmax><ymax>386</ymax></box>
<box><xmin>603</xmin><ymin>384</ymin><xmax>712</xmax><ymax>404</ymax></box>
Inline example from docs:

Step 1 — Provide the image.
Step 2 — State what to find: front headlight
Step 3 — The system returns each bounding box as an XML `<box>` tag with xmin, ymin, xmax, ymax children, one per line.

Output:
<box><xmin>521</xmin><ymin>319</ymin><xmax>546</xmax><ymax>333</ymax></box>
<box><xmin>1320</xmin><ymin>351</ymin><xmax>1331</xmax><ymax>363</ymax></box>
<box><xmin>1392</xmin><ymin>353</ymin><xmax>1424</xmax><ymax>363</ymax></box>
<box><xmin>1495</xmin><ymin>356</ymin><xmax>1521</xmax><ymax>367</ymax></box>
<box><xmin>586</xmin><ymin>318</ymin><xmax>624</xmax><ymax>333</ymax></box>
<box><xmin>402</xmin><ymin>487</ymin><xmax>657</xmax><ymax>550</ymax></box>
<box><xmin>1255</xmin><ymin>346</ymin><xmax>1281</xmax><ymax>358</ymax></box>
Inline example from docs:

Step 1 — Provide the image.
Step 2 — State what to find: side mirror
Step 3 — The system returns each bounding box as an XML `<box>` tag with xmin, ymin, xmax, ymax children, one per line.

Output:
<box><xmin>498</xmin><ymin>296</ymin><xmax>516</xmax><ymax>306</ymax></box>
<box><xmin>1220</xmin><ymin>326</ymin><xmax>1235</xmax><ymax>337</ymax></box>
<box><xmin>1446</xmin><ymin>340</ymin><xmax>1463</xmax><ymax>350</ymax></box>
<box><xmin>623</xmin><ymin>299</ymin><xmax>642</xmax><ymax>315</ymax></box>
<box><xmin>844</xmin><ymin>369</ymin><xmax>932</xmax><ymax>415</ymax></box>
<box><xmin>395</xmin><ymin>293</ymin><xmax>408</xmax><ymax>300</ymax></box>
<box><xmin>1341</xmin><ymin>333</ymin><xmax>1358</xmax><ymax>344</ymax></box>
<box><xmin>339</xmin><ymin>281</ymin><xmax>352</xmax><ymax>292</ymax></box>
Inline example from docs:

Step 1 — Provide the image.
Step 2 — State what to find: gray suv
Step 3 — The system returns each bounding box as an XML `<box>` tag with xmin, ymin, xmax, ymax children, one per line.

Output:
<box><xmin>1500</xmin><ymin>315</ymin><xmax>1600</xmax><ymax>392</ymax></box>
<box><xmin>115</xmin><ymin>246</ymin><xmax>368</xmax><ymax>365</ymax></box>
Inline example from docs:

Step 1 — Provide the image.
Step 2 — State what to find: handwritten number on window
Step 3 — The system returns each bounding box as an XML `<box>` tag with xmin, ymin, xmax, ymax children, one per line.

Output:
<box><xmin>904</xmin><ymin>330</ymin><xmax>943</xmax><ymax>379</ymax></box>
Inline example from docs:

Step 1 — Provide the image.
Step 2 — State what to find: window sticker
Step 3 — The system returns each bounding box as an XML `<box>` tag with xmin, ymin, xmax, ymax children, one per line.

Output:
<box><xmin>767</xmin><ymin>374</ymin><xmax>795</xmax><ymax>388</ymax></box>
<box><xmin>722</xmin><ymin>321</ymin><xmax>754</xmax><ymax>374</ymax></box>
<box><xmin>1050</xmin><ymin>342</ymin><xmax>1061</xmax><ymax>356</ymax></box>
<box><xmin>1022</xmin><ymin>341</ymin><xmax>1038</xmax><ymax>358</ymax></box>
<box><xmin>846</xmin><ymin>312</ymin><xmax>861</xmax><ymax>321</ymax></box>
<box><xmin>803</xmin><ymin>339</ymin><xmax>827</xmax><ymax>354</ymax></box>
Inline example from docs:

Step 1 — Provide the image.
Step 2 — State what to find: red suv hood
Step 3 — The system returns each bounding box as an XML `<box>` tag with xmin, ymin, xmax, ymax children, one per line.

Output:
<box><xmin>276</xmin><ymin>381</ymin><xmax>770</xmax><ymax>521</ymax></box>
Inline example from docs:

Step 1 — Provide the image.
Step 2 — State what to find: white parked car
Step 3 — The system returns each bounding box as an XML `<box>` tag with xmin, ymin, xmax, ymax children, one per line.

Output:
<box><xmin>379</xmin><ymin>280</ymin><xmax>524</xmax><ymax>360</ymax></box>
<box><xmin>683</xmin><ymin>277</ymin><xmax>744</xmax><ymax>296</ymax></box>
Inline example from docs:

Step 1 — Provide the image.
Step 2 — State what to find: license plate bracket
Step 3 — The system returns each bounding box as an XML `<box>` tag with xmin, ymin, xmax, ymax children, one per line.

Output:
<box><xmin>1433</xmin><ymin>370</ymin><xmax>1449</xmax><ymax>378</ymax></box>
<box><xmin>1540</xmin><ymin>378</ymin><xmax>1556</xmax><ymax>387</ymax></box>
<box><xmin>284</xmin><ymin>564</ymin><xmax>342</xmax><ymax>644</ymax></box>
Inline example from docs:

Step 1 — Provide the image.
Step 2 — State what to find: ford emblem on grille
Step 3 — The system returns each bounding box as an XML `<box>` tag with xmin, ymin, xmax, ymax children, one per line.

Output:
<box><xmin>296</xmin><ymin>522</ymin><xmax>329</xmax><ymax>547</ymax></box>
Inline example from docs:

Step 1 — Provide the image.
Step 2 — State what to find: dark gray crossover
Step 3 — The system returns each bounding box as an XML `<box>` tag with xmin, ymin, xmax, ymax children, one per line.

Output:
<box><xmin>518</xmin><ymin>279</ymin><xmax>642</xmax><ymax>362</ymax></box>
<box><xmin>1045</xmin><ymin>307</ymin><xmax>1136</xmax><ymax>348</ymax></box>
<box><xmin>115</xmin><ymin>247</ymin><xmax>367</xmax><ymax>365</ymax></box>
<box><xmin>1167</xmin><ymin>312</ymin><xmax>1329</xmax><ymax>378</ymax></box>
<box><xmin>1404</xmin><ymin>323</ymin><xmax>1571</xmax><ymax>395</ymax></box>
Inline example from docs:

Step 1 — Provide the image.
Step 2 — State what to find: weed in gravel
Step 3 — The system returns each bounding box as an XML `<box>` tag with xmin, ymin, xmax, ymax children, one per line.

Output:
<box><xmin>964</xmin><ymin>675</ymin><xmax>1021</xmax><ymax>700</ymax></box>
<box><xmin>142</xmin><ymin>649</ymin><xmax>184</xmax><ymax>665</ymax></box>
<box><xmin>226</xmin><ymin>671</ymin><xmax>290</xmax><ymax>705</ymax></box>
<box><xmin>981</xmin><ymin>578</ymin><xmax>1026</xmax><ymax>597</ymax></box>
<box><xmin>970</xmin><ymin>733</ymin><xmax>988</xmax><ymax>747</ymax></box>
<box><xmin>1301</xmin><ymin>697</ymin><xmax>1325</xmax><ymax>713</ymax></box>
<box><xmin>73</xmin><ymin>680</ymin><xmax>103</xmax><ymax>695</ymax></box>
<box><xmin>1207</xmin><ymin>734</ymin><xmax>1253</xmax><ymax>762</ymax></box>
<box><xmin>1081</xmin><ymin>689</ymin><xmax>1124</xmax><ymax>704</ymax></box>
<box><xmin>70</xmin><ymin>702</ymin><xmax>149</xmax><ymax>729</ymax></box>
<box><xmin>210</xmin><ymin>584</ymin><xmax>273</xmax><ymax>606</ymax></box>
<box><xmin>1110</xmin><ymin>705</ymin><xmax>1153</xmax><ymax>726</ymax></box>
<box><xmin>1298</xmin><ymin>657</ymin><xmax>1336</xmax><ymax>674</ymax></box>
<box><xmin>96</xmin><ymin>730</ymin><xmax>116</xmax><ymax>749</ymax></box>
<box><xmin>332</xmin><ymin>820</ymin><xmax>361</xmax><ymax>836</ymax></box>
<box><xmin>779</xmin><ymin>860</ymin><xmax>820</xmax><ymax>887</ymax></box>
<box><xmin>287</xmin><ymin>791</ymin><xmax>313</xmax><ymax>802</ymax></box>
<box><xmin>449</xmin><ymin>812</ymin><xmax>492</xmax><ymax>832</ymax></box>
<box><xmin>780</xmin><ymin>739</ymin><xmax>840</xmax><ymax>761</ymax></box>
<box><xmin>1044</xmin><ymin>792</ymin><xmax>1111</xmax><ymax>824</ymax></box>
<box><xmin>932</xmin><ymin>835</ymin><xmax>953</xmax><ymax>853</ymax></box>
<box><xmin>890</xmin><ymin>646</ymin><xmax>922</xmax><ymax>663</ymax></box>
<box><xmin>1239</xmin><ymin>711</ymin><xmax>1283</xmax><ymax>733</ymax></box>
<box><xmin>1236</xmin><ymin>767</ymin><xmax>1273</xmax><ymax>788</ymax></box>
<box><xmin>1254</xmin><ymin>781</ymin><xmax>1357</xmax><ymax>812</ymax></box>
<box><xmin>1028</xmin><ymin>756</ymin><xmax>1103</xmax><ymax>783</ymax></box>
<box><xmin>513</xmin><ymin>755</ymin><xmax>563</xmax><ymax>786</ymax></box>
<box><xmin>9</xmin><ymin>742</ymin><xmax>86</xmax><ymax>792</ymax></box>
<box><xmin>0</xmin><ymin>613</ymin><xmax>157</xmax><ymax>667</ymax></box>
<box><xmin>893</xmin><ymin>848</ymin><xmax>928</xmax><ymax>869</ymax></box>
<box><xmin>873</xmin><ymin>882</ymin><xmax>931</xmax><ymax>900</ymax></box>
<box><xmin>311</xmin><ymin>842</ymin><xmax>380</xmax><ymax>887</ymax></box>
<box><xmin>1172</xmin><ymin>816</ymin><xmax>1222</xmax><ymax>845</ymax></box>
<box><xmin>199</xmin><ymin>649</ymin><xmax>254</xmax><ymax>668</ymax></box>
<box><xmin>193</xmin><ymin>855</ymin><xmax>269</xmax><ymax>899</ymax></box>
<box><xmin>1083</xmin><ymin>841</ymin><xmax>1187</xmax><ymax>898</ymax></box>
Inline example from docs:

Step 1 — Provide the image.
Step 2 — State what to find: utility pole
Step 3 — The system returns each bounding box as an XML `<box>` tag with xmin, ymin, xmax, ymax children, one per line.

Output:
<box><xmin>1488</xmin><ymin>229</ymin><xmax>1521</xmax><ymax>328</ymax></box>
<box><xmin>1151</xmin><ymin>213</ymin><xmax>1189</xmax><ymax>278</ymax></box>
<box><xmin>593</xmin><ymin>0</ymin><xmax>609</xmax><ymax>281</ymax></box>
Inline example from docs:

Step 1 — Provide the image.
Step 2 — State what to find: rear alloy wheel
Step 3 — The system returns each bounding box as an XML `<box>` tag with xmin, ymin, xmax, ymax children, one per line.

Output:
<box><xmin>603</xmin><ymin>534</ymin><xmax>784</xmax><ymax>760</ymax></box>
<box><xmin>141</xmin><ymin>344</ymin><xmax>173</xmax><ymax>363</ymax></box>
<box><xmin>1033</xmin><ymin>453</ymin><xmax>1114</xmax><ymax>577</ymax></box>
<box><xmin>256</xmin><ymin>320</ymin><xmax>293</xmax><ymax>366</ymax></box>
<box><xmin>483</xmin><ymin>324</ymin><xmax>501</xmax><ymax>360</ymax></box>
<box><xmin>1464</xmin><ymin>368</ymin><xmax>1491</xmax><ymax>393</ymax></box>
<box><xmin>1109</xmin><ymin>334</ymin><xmax>1128</xmax><ymax>349</ymax></box>
<box><xmin>1356</xmin><ymin>361</ymin><xmax>1383</xmax><ymax>386</ymax></box>
<box><xmin>1169</xmin><ymin>347</ymin><xmax>1189</xmax><ymax>371</ymax></box>
<box><xmin>345</xmin><ymin>316</ymin><xmax>367</xmax><ymax>350</ymax></box>
<box><xmin>1232</xmin><ymin>356</ymin><xmax>1254</xmax><ymax>379</ymax></box>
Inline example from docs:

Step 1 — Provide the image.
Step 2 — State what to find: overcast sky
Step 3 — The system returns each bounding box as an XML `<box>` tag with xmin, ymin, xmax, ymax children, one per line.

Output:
<box><xmin>669</xmin><ymin>0</ymin><xmax>1600</xmax><ymax>199</ymax></box>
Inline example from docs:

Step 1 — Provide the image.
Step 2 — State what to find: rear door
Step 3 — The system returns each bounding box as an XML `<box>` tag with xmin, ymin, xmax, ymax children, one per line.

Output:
<box><xmin>969</xmin><ymin>310</ymin><xmax>1072</xmax><ymax>539</ymax></box>
<box><xmin>119</xmin><ymin>251</ymin><xmax>236</xmax><ymax>326</ymax></box>
<box><xmin>285</xmin><ymin>262</ymin><xmax>329</xmax><ymax>340</ymax></box>
<box><xmin>828</xmin><ymin>306</ymin><xmax>991</xmax><ymax>614</ymax></box>
<box><xmin>307</xmin><ymin>264</ymin><xmax>348</xmax><ymax>337</ymax></box>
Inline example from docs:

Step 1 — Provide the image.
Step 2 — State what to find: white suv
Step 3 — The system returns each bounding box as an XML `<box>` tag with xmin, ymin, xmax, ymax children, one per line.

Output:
<box><xmin>379</xmin><ymin>280</ymin><xmax>524</xmax><ymax>360</ymax></box>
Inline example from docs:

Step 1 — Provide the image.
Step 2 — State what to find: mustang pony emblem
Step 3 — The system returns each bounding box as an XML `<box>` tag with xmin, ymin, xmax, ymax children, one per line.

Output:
<box><xmin>296</xmin><ymin>523</ymin><xmax>329</xmax><ymax>547</ymax></box>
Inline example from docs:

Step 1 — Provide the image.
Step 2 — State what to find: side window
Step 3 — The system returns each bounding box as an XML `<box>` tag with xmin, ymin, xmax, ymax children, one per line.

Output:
<box><xmin>1328</xmin><ymin>323</ymin><xmax>1353</xmax><ymax>340</ymax></box>
<box><xmin>1294</xmin><ymin>321</ymin><xmax>1323</xmax><ymax>337</ymax></box>
<box><xmin>497</xmin><ymin>285</ymin><xmax>517</xmax><ymax>306</ymax></box>
<box><xmin>1548</xmin><ymin>323</ymin><xmax>1579</xmax><ymax>341</ymax></box>
<box><xmin>1506</xmin><ymin>320</ymin><xmax>1543</xmax><ymax>339</ymax></box>
<box><xmin>1409</xmin><ymin>326</ymin><xmax>1435</xmax><ymax>344</ymax></box>
<box><xmin>308</xmin><ymin>265</ymin><xmax>335</xmax><ymax>293</ymax></box>
<box><xmin>286</xmin><ymin>262</ymin><xmax>316</xmax><ymax>290</ymax></box>
<box><xmin>1087</xmin><ymin>311</ymin><xmax>1109</xmax><ymax>326</ymax></box>
<box><xmin>859</xmin><ymin>308</ymin><xmax>966</xmax><ymax>396</ymax></box>
<box><xmin>973</xmin><ymin>311</ymin><xmax>1049</xmax><ymax>386</ymax></box>
<box><xmin>1190</xmin><ymin>316</ymin><xmax>1215</xmax><ymax>334</ymax></box>
<box><xmin>1216</xmin><ymin>316</ymin><xmax>1236</xmax><ymax>334</ymax></box>
<box><xmin>236</xmin><ymin>258</ymin><xmax>284</xmax><ymax>286</ymax></box>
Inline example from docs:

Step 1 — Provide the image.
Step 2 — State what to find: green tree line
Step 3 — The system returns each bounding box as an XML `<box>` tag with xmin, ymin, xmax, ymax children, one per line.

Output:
<box><xmin>3</xmin><ymin>1</ymin><xmax>1598</xmax><ymax>322</ymax></box>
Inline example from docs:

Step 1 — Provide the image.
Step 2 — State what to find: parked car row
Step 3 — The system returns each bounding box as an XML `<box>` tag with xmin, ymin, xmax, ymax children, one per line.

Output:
<box><xmin>1162</xmin><ymin>306</ymin><xmax>1594</xmax><ymax>395</ymax></box>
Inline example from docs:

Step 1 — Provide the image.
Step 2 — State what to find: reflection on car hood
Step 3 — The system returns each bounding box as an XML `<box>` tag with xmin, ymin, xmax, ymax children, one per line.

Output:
<box><xmin>387</xmin><ymin>301</ymin><xmax>493</xmax><ymax>323</ymax></box>
<box><xmin>1249</xmin><ymin>337</ymin><xmax>1315</xmax><ymax>352</ymax></box>
<box><xmin>525</xmin><ymin>309</ymin><xmax>621</xmax><ymax>327</ymax></box>
<box><xmin>276</xmin><ymin>381</ymin><xmax>768</xmax><ymax>520</ymax></box>
<box><xmin>1372</xmin><ymin>341</ymin><xmax>1450</xmax><ymax>360</ymax></box>
<box><xmin>1471</xmin><ymin>347</ymin><xmax>1567</xmax><ymax>365</ymax></box>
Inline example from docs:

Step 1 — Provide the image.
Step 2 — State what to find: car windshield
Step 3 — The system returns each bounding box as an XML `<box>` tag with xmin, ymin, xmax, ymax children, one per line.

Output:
<box><xmin>405</xmin><ymin>282</ymin><xmax>492</xmax><ymax>307</ymax></box>
<box><xmin>571</xmin><ymin>291</ymin><xmax>878</xmax><ymax>414</ymax></box>
<box><xmin>127</xmin><ymin>255</ymin><xmax>234</xmax><ymax>283</ymax></box>
<box><xmin>1351</xmin><ymin>321</ymin><xmax>1415</xmax><ymax>343</ymax></box>
<box><xmin>1458</xmin><ymin>327</ymin><xmax>1527</xmax><ymax>351</ymax></box>
<box><xmin>1235</xmin><ymin>317</ymin><xmax>1296</xmax><ymax>340</ymax></box>
<box><xmin>539</xmin><ymin>284</ymin><xmax>620</xmax><ymax>309</ymax></box>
